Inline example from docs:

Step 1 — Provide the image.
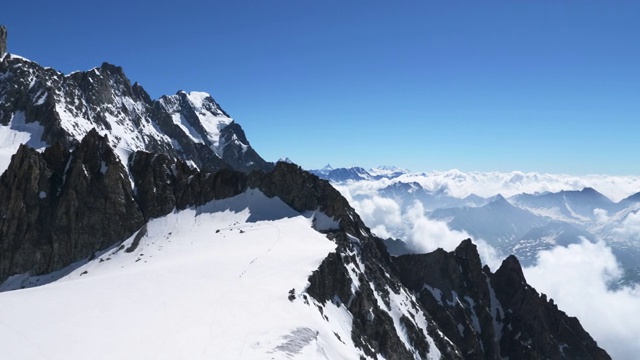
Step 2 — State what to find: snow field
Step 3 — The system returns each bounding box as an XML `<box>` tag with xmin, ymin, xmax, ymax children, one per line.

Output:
<box><xmin>0</xmin><ymin>190</ymin><xmax>361</xmax><ymax>359</ymax></box>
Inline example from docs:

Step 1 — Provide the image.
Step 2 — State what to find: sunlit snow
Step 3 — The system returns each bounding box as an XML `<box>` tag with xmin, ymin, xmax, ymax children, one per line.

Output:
<box><xmin>0</xmin><ymin>190</ymin><xmax>363</xmax><ymax>360</ymax></box>
<box><xmin>0</xmin><ymin>111</ymin><xmax>47</xmax><ymax>174</ymax></box>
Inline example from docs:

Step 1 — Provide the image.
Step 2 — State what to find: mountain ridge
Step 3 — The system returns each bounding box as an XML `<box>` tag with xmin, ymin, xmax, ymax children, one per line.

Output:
<box><xmin>0</xmin><ymin>49</ymin><xmax>271</xmax><ymax>175</ymax></box>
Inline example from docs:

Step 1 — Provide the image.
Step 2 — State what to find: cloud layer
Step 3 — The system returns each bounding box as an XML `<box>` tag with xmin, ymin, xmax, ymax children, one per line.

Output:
<box><xmin>341</xmin><ymin>169</ymin><xmax>640</xmax><ymax>202</ymax></box>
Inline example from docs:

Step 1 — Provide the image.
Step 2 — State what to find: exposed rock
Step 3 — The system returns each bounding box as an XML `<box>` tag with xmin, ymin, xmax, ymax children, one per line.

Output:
<box><xmin>248</xmin><ymin>162</ymin><xmax>366</xmax><ymax>236</ymax></box>
<box><xmin>393</xmin><ymin>240</ymin><xmax>611</xmax><ymax>360</ymax></box>
<box><xmin>220</xmin><ymin>122</ymin><xmax>273</xmax><ymax>172</ymax></box>
<box><xmin>129</xmin><ymin>152</ymin><xmax>177</xmax><ymax>219</ymax></box>
<box><xmin>491</xmin><ymin>255</ymin><xmax>610</xmax><ymax>360</ymax></box>
<box><xmin>0</xmin><ymin>25</ymin><xmax>6</xmax><ymax>58</ymax></box>
<box><xmin>0</xmin><ymin>54</ymin><xmax>269</xmax><ymax>173</ymax></box>
<box><xmin>0</xmin><ymin>131</ymin><xmax>144</xmax><ymax>282</ymax></box>
<box><xmin>129</xmin><ymin>150</ymin><xmax>248</xmax><ymax>219</ymax></box>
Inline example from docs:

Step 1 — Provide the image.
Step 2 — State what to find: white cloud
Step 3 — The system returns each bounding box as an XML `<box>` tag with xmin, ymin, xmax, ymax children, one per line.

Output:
<box><xmin>401</xmin><ymin>201</ymin><xmax>502</xmax><ymax>270</ymax></box>
<box><xmin>339</xmin><ymin>170</ymin><xmax>640</xmax><ymax>202</ymax></box>
<box><xmin>614</xmin><ymin>210</ymin><xmax>640</xmax><ymax>240</ymax></box>
<box><xmin>404</xmin><ymin>201</ymin><xmax>470</xmax><ymax>252</ymax></box>
<box><xmin>524</xmin><ymin>241</ymin><xmax>640</xmax><ymax>360</ymax></box>
<box><xmin>353</xmin><ymin>196</ymin><xmax>403</xmax><ymax>230</ymax></box>
<box><xmin>341</xmin><ymin>184</ymin><xmax>505</xmax><ymax>271</ymax></box>
<box><xmin>593</xmin><ymin>208</ymin><xmax>609</xmax><ymax>223</ymax></box>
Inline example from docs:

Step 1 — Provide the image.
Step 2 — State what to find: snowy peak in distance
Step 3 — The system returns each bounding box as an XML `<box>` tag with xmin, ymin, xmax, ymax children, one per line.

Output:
<box><xmin>430</xmin><ymin>195</ymin><xmax>548</xmax><ymax>248</ymax></box>
<box><xmin>158</xmin><ymin>90</ymin><xmax>232</xmax><ymax>157</ymax></box>
<box><xmin>619</xmin><ymin>191</ymin><xmax>640</xmax><ymax>205</ymax></box>
<box><xmin>0</xmin><ymin>47</ymin><xmax>271</xmax><ymax>174</ymax></box>
<box><xmin>309</xmin><ymin>164</ymin><xmax>408</xmax><ymax>182</ymax></box>
<box><xmin>509</xmin><ymin>187</ymin><xmax>615</xmax><ymax>223</ymax></box>
<box><xmin>320</xmin><ymin>163</ymin><xmax>334</xmax><ymax>172</ymax></box>
<box><xmin>369</xmin><ymin>164</ymin><xmax>409</xmax><ymax>177</ymax></box>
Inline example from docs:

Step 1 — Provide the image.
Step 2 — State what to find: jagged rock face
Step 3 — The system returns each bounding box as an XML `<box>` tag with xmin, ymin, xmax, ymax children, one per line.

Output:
<box><xmin>306</xmin><ymin>231</ymin><xmax>459</xmax><ymax>360</ymax></box>
<box><xmin>0</xmin><ymin>55</ymin><xmax>270</xmax><ymax>173</ymax></box>
<box><xmin>0</xmin><ymin>26</ymin><xmax>6</xmax><ymax>58</ymax></box>
<box><xmin>491</xmin><ymin>255</ymin><xmax>610</xmax><ymax>360</ymax></box>
<box><xmin>394</xmin><ymin>241</ymin><xmax>504</xmax><ymax>359</ymax></box>
<box><xmin>247</xmin><ymin>162</ymin><xmax>361</xmax><ymax>229</ymax></box>
<box><xmin>129</xmin><ymin>150</ymin><xmax>248</xmax><ymax>219</ymax></box>
<box><xmin>0</xmin><ymin>130</ymin><xmax>144</xmax><ymax>281</ymax></box>
<box><xmin>393</xmin><ymin>240</ymin><xmax>611</xmax><ymax>360</ymax></box>
<box><xmin>219</xmin><ymin>122</ymin><xmax>271</xmax><ymax>172</ymax></box>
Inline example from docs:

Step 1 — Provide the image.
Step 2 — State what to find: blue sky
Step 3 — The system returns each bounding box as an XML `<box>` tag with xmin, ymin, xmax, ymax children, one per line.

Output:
<box><xmin>3</xmin><ymin>1</ymin><xmax>639</xmax><ymax>174</ymax></box>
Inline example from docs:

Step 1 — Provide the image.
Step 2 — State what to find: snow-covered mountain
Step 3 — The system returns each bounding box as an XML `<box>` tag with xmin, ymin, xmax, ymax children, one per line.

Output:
<box><xmin>310</xmin><ymin>165</ymin><xmax>373</xmax><ymax>182</ymax></box>
<box><xmin>509</xmin><ymin>221</ymin><xmax>597</xmax><ymax>266</ymax></box>
<box><xmin>509</xmin><ymin>187</ymin><xmax>616</xmax><ymax>224</ymax></box>
<box><xmin>430</xmin><ymin>195</ymin><xmax>548</xmax><ymax>248</ymax></box>
<box><xmin>310</xmin><ymin>165</ymin><xmax>409</xmax><ymax>182</ymax></box>
<box><xmin>378</xmin><ymin>181</ymin><xmax>490</xmax><ymax>210</ymax></box>
<box><xmin>0</xmin><ymin>47</ymin><xmax>270</xmax><ymax>175</ymax></box>
<box><xmin>0</xmin><ymin>26</ymin><xmax>612</xmax><ymax>359</ymax></box>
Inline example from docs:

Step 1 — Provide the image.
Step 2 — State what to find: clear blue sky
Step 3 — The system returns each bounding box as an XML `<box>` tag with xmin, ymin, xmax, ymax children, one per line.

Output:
<box><xmin>2</xmin><ymin>1</ymin><xmax>639</xmax><ymax>174</ymax></box>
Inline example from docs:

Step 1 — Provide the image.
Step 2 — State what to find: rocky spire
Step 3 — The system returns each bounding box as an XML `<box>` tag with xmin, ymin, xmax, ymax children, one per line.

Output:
<box><xmin>0</xmin><ymin>25</ymin><xmax>6</xmax><ymax>58</ymax></box>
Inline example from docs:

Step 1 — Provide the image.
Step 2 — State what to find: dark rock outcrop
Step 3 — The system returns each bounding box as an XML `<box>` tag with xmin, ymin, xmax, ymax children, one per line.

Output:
<box><xmin>393</xmin><ymin>240</ymin><xmax>611</xmax><ymax>360</ymax></box>
<box><xmin>129</xmin><ymin>150</ymin><xmax>248</xmax><ymax>219</ymax></box>
<box><xmin>219</xmin><ymin>122</ymin><xmax>272</xmax><ymax>172</ymax></box>
<box><xmin>491</xmin><ymin>255</ymin><xmax>610</xmax><ymax>360</ymax></box>
<box><xmin>0</xmin><ymin>130</ymin><xmax>144</xmax><ymax>281</ymax></box>
<box><xmin>0</xmin><ymin>25</ymin><xmax>6</xmax><ymax>58</ymax></box>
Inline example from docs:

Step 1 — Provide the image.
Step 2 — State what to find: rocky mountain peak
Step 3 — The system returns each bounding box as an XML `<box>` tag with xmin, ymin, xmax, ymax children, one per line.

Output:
<box><xmin>453</xmin><ymin>238</ymin><xmax>481</xmax><ymax>265</ymax></box>
<box><xmin>0</xmin><ymin>45</ymin><xmax>272</xmax><ymax>174</ymax></box>
<box><xmin>495</xmin><ymin>254</ymin><xmax>526</xmax><ymax>284</ymax></box>
<box><xmin>392</xmin><ymin>240</ymin><xmax>610</xmax><ymax>360</ymax></box>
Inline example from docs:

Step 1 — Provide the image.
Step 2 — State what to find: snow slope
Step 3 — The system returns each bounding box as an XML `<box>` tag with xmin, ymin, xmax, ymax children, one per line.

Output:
<box><xmin>0</xmin><ymin>190</ymin><xmax>364</xmax><ymax>360</ymax></box>
<box><xmin>0</xmin><ymin>111</ymin><xmax>46</xmax><ymax>173</ymax></box>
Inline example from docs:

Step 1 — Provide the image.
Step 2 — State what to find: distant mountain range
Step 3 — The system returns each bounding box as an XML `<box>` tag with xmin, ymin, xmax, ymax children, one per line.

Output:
<box><xmin>310</xmin><ymin>164</ymin><xmax>408</xmax><ymax>182</ymax></box>
<box><xmin>312</xmin><ymin>165</ymin><xmax>640</xmax><ymax>286</ymax></box>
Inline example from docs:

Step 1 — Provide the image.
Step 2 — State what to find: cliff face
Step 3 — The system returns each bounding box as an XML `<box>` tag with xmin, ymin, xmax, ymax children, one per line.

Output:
<box><xmin>0</xmin><ymin>130</ymin><xmax>144</xmax><ymax>281</ymax></box>
<box><xmin>0</xmin><ymin>54</ymin><xmax>271</xmax><ymax>174</ymax></box>
<box><xmin>393</xmin><ymin>240</ymin><xmax>611</xmax><ymax>360</ymax></box>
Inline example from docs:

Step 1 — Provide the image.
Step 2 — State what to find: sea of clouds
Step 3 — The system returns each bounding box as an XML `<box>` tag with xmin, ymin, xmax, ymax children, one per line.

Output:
<box><xmin>349</xmin><ymin>169</ymin><xmax>640</xmax><ymax>202</ymax></box>
<box><xmin>334</xmin><ymin>170</ymin><xmax>640</xmax><ymax>360</ymax></box>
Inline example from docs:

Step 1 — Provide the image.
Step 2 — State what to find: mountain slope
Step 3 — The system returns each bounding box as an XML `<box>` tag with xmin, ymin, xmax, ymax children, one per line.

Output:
<box><xmin>0</xmin><ymin>191</ymin><xmax>357</xmax><ymax>359</ymax></box>
<box><xmin>393</xmin><ymin>240</ymin><xmax>609</xmax><ymax>360</ymax></box>
<box><xmin>430</xmin><ymin>195</ymin><xmax>548</xmax><ymax>247</ymax></box>
<box><xmin>510</xmin><ymin>188</ymin><xmax>615</xmax><ymax>224</ymax></box>
<box><xmin>0</xmin><ymin>51</ymin><xmax>270</xmax><ymax>174</ymax></box>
